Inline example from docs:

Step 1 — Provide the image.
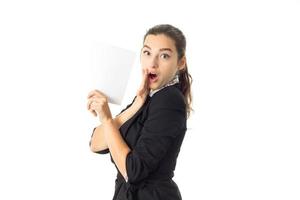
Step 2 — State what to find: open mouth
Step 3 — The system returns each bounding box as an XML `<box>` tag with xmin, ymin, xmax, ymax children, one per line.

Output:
<box><xmin>148</xmin><ymin>72</ymin><xmax>158</xmax><ymax>82</ymax></box>
<box><xmin>149</xmin><ymin>72</ymin><xmax>157</xmax><ymax>79</ymax></box>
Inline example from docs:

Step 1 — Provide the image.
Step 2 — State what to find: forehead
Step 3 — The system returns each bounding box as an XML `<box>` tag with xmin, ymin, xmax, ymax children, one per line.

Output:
<box><xmin>143</xmin><ymin>34</ymin><xmax>176</xmax><ymax>51</ymax></box>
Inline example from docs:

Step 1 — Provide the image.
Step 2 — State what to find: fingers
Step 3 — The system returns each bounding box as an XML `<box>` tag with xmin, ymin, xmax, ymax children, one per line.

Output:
<box><xmin>87</xmin><ymin>98</ymin><xmax>95</xmax><ymax>110</ymax></box>
<box><xmin>87</xmin><ymin>94</ymin><xmax>100</xmax><ymax>117</ymax></box>
<box><xmin>87</xmin><ymin>98</ymin><xmax>97</xmax><ymax>117</ymax></box>
<box><xmin>87</xmin><ymin>95</ymin><xmax>107</xmax><ymax>108</ymax></box>
<box><xmin>87</xmin><ymin>89</ymin><xmax>106</xmax><ymax>99</ymax></box>
<box><xmin>87</xmin><ymin>90</ymin><xmax>108</xmax><ymax>117</ymax></box>
<box><xmin>87</xmin><ymin>90</ymin><xmax>95</xmax><ymax>99</ymax></box>
<box><xmin>136</xmin><ymin>69</ymin><xmax>150</xmax><ymax>98</ymax></box>
<box><xmin>139</xmin><ymin>69</ymin><xmax>149</xmax><ymax>90</ymax></box>
<box><xmin>90</xmin><ymin>109</ymin><xmax>97</xmax><ymax>117</ymax></box>
<box><xmin>142</xmin><ymin>68</ymin><xmax>148</xmax><ymax>82</ymax></box>
<box><xmin>87</xmin><ymin>92</ymin><xmax>109</xmax><ymax>117</ymax></box>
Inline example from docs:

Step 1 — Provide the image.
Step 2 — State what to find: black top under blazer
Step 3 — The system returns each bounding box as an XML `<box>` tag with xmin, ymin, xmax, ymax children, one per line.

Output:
<box><xmin>89</xmin><ymin>83</ymin><xmax>187</xmax><ymax>200</ymax></box>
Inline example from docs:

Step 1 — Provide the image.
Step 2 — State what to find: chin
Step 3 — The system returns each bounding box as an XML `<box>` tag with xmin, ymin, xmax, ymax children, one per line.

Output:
<box><xmin>149</xmin><ymin>86</ymin><xmax>156</xmax><ymax>91</ymax></box>
<box><xmin>149</xmin><ymin>84</ymin><xmax>161</xmax><ymax>91</ymax></box>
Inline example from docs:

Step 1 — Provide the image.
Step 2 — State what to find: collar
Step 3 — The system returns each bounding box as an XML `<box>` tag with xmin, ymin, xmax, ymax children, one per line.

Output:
<box><xmin>149</xmin><ymin>74</ymin><xmax>180</xmax><ymax>97</ymax></box>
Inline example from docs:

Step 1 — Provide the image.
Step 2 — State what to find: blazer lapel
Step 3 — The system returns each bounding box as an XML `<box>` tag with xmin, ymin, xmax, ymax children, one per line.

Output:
<box><xmin>119</xmin><ymin>95</ymin><xmax>151</xmax><ymax>138</ymax></box>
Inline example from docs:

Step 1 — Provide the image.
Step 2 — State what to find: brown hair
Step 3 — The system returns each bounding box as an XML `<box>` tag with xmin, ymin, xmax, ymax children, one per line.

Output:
<box><xmin>143</xmin><ymin>24</ymin><xmax>193</xmax><ymax>118</ymax></box>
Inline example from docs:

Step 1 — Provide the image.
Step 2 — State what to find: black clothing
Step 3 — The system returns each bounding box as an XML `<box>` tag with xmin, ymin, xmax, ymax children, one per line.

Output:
<box><xmin>90</xmin><ymin>83</ymin><xmax>187</xmax><ymax>200</ymax></box>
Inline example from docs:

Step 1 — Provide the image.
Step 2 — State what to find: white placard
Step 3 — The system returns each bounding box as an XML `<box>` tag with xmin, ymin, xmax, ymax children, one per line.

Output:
<box><xmin>91</xmin><ymin>42</ymin><xmax>136</xmax><ymax>105</ymax></box>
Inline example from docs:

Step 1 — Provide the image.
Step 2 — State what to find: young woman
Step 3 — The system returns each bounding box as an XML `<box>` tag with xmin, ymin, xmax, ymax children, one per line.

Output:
<box><xmin>87</xmin><ymin>24</ymin><xmax>193</xmax><ymax>200</ymax></box>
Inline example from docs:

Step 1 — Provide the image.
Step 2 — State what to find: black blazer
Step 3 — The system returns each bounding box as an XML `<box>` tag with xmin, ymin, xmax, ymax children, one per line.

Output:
<box><xmin>90</xmin><ymin>83</ymin><xmax>187</xmax><ymax>200</ymax></box>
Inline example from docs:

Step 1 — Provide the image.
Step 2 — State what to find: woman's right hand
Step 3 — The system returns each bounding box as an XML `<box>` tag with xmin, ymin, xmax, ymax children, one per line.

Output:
<box><xmin>133</xmin><ymin>68</ymin><xmax>150</xmax><ymax>108</ymax></box>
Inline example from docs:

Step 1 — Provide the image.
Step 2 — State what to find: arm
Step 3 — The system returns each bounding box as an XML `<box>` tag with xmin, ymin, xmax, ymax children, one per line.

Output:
<box><xmin>94</xmin><ymin>99</ymin><xmax>144</xmax><ymax>179</ymax></box>
<box><xmin>90</xmin><ymin>100</ymin><xmax>143</xmax><ymax>153</ymax></box>
<box><xmin>102</xmin><ymin>119</ymin><xmax>131</xmax><ymax>181</ymax></box>
<box><xmin>91</xmin><ymin>99</ymin><xmax>145</xmax><ymax>179</ymax></box>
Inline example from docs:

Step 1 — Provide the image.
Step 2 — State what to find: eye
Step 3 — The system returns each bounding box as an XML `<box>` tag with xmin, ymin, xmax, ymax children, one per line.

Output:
<box><xmin>143</xmin><ymin>50</ymin><xmax>150</xmax><ymax>56</ymax></box>
<box><xmin>160</xmin><ymin>53</ymin><xmax>170</xmax><ymax>59</ymax></box>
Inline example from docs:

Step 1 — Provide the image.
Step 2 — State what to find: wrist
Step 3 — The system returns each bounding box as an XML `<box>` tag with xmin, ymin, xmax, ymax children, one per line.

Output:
<box><xmin>101</xmin><ymin>117</ymin><xmax>114</xmax><ymax>125</ymax></box>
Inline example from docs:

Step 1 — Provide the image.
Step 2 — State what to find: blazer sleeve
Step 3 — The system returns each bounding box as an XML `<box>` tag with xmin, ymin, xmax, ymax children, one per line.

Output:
<box><xmin>88</xmin><ymin>96</ymin><xmax>137</xmax><ymax>154</ymax></box>
<box><xmin>125</xmin><ymin>91</ymin><xmax>186</xmax><ymax>184</ymax></box>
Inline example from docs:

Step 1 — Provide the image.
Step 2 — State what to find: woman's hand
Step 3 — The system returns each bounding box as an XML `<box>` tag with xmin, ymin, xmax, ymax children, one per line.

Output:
<box><xmin>87</xmin><ymin>90</ymin><xmax>113</xmax><ymax>123</ymax></box>
<box><xmin>133</xmin><ymin>69</ymin><xmax>150</xmax><ymax>108</ymax></box>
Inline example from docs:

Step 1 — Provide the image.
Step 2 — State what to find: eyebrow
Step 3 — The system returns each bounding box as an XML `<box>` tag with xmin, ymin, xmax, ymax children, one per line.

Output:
<box><xmin>143</xmin><ymin>45</ymin><xmax>173</xmax><ymax>53</ymax></box>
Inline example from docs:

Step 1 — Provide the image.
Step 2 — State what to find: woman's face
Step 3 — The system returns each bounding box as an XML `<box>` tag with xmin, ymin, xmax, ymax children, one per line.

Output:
<box><xmin>141</xmin><ymin>34</ymin><xmax>185</xmax><ymax>91</ymax></box>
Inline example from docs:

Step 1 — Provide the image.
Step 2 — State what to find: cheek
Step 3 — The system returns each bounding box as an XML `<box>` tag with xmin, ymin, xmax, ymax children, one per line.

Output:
<box><xmin>162</xmin><ymin>65</ymin><xmax>178</xmax><ymax>78</ymax></box>
<box><xmin>140</xmin><ymin>57</ymin><xmax>148</xmax><ymax>67</ymax></box>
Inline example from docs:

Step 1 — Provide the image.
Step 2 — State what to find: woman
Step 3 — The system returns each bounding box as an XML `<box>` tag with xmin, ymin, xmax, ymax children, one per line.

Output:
<box><xmin>87</xmin><ymin>24</ymin><xmax>193</xmax><ymax>200</ymax></box>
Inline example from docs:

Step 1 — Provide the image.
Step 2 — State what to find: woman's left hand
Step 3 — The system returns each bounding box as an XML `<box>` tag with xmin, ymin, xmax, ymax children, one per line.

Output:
<box><xmin>87</xmin><ymin>89</ymin><xmax>112</xmax><ymax>123</ymax></box>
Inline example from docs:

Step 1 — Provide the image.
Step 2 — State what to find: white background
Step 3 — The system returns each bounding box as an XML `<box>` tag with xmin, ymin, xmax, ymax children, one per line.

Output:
<box><xmin>0</xmin><ymin>0</ymin><xmax>299</xmax><ymax>199</ymax></box>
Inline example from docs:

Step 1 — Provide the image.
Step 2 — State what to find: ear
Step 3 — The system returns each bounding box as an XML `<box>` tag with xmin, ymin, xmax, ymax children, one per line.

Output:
<box><xmin>177</xmin><ymin>56</ymin><xmax>186</xmax><ymax>71</ymax></box>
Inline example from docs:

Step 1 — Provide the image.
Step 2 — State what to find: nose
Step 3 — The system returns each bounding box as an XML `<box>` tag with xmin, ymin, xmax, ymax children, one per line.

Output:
<box><xmin>149</xmin><ymin>55</ymin><xmax>158</xmax><ymax>69</ymax></box>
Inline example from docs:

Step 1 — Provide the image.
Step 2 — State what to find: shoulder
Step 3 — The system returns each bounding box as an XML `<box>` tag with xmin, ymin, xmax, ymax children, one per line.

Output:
<box><xmin>149</xmin><ymin>83</ymin><xmax>186</xmax><ymax>112</ymax></box>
